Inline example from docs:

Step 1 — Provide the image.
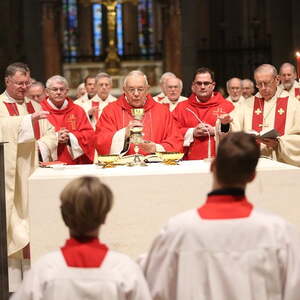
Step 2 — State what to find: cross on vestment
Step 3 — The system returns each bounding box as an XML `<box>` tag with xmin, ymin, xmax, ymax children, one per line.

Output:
<box><xmin>278</xmin><ymin>108</ymin><xmax>285</xmax><ymax>115</ymax></box>
<box><xmin>254</xmin><ymin>108</ymin><xmax>262</xmax><ymax>115</ymax></box>
<box><xmin>212</xmin><ymin>107</ymin><xmax>225</xmax><ymax>117</ymax></box>
<box><xmin>66</xmin><ymin>114</ymin><xmax>77</xmax><ymax>131</ymax></box>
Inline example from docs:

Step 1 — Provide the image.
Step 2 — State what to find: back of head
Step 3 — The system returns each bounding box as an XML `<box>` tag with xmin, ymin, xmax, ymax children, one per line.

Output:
<box><xmin>60</xmin><ymin>176</ymin><xmax>113</xmax><ymax>237</ymax></box>
<box><xmin>215</xmin><ymin>132</ymin><xmax>260</xmax><ymax>186</ymax></box>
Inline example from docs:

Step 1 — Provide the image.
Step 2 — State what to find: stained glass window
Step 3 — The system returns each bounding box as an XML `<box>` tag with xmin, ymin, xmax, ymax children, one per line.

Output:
<box><xmin>137</xmin><ymin>0</ymin><xmax>154</xmax><ymax>55</ymax></box>
<box><xmin>62</xmin><ymin>0</ymin><xmax>79</xmax><ymax>62</ymax></box>
<box><xmin>93</xmin><ymin>4</ymin><xmax>103</xmax><ymax>56</ymax></box>
<box><xmin>116</xmin><ymin>4</ymin><xmax>124</xmax><ymax>55</ymax></box>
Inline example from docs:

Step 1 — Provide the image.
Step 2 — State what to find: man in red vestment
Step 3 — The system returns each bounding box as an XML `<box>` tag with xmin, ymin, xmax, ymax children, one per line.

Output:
<box><xmin>173</xmin><ymin>67</ymin><xmax>234</xmax><ymax>160</ymax></box>
<box><xmin>41</xmin><ymin>75</ymin><xmax>95</xmax><ymax>164</ymax></box>
<box><xmin>95</xmin><ymin>70</ymin><xmax>183</xmax><ymax>156</ymax></box>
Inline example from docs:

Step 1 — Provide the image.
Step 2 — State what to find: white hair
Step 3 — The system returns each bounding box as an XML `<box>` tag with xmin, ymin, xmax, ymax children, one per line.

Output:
<box><xmin>279</xmin><ymin>62</ymin><xmax>296</xmax><ymax>75</ymax></box>
<box><xmin>254</xmin><ymin>64</ymin><xmax>278</xmax><ymax>77</ymax></box>
<box><xmin>226</xmin><ymin>77</ymin><xmax>242</xmax><ymax>90</ymax></box>
<box><xmin>123</xmin><ymin>70</ymin><xmax>149</xmax><ymax>87</ymax></box>
<box><xmin>46</xmin><ymin>75</ymin><xmax>69</xmax><ymax>89</ymax></box>
<box><xmin>164</xmin><ymin>76</ymin><xmax>183</xmax><ymax>89</ymax></box>
<box><xmin>95</xmin><ymin>72</ymin><xmax>112</xmax><ymax>85</ymax></box>
<box><xmin>159</xmin><ymin>72</ymin><xmax>176</xmax><ymax>85</ymax></box>
<box><xmin>242</xmin><ymin>79</ymin><xmax>254</xmax><ymax>89</ymax></box>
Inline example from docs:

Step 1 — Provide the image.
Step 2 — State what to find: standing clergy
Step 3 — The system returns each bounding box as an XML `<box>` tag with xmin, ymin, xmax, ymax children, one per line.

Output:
<box><xmin>227</xmin><ymin>64</ymin><xmax>300</xmax><ymax>166</ymax></box>
<box><xmin>41</xmin><ymin>75</ymin><xmax>95</xmax><ymax>164</ymax></box>
<box><xmin>241</xmin><ymin>78</ymin><xmax>255</xmax><ymax>100</ymax></box>
<box><xmin>82</xmin><ymin>72</ymin><xmax>117</xmax><ymax>128</ymax></box>
<box><xmin>173</xmin><ymin>67</ymin><xmax>234</xmax><ymax>160</ymax></box>
<box><xmin>143</xmin><ymin>132</ymin><xmax>300</xmax><ymax>300</ymax></box>
<box><xmin>0</xmin><ymin>62</ymin><xmax>57</xmax><ymax>291</ymax></box>
<box><xmin>159</xmin><ymin>76</ymin><xmax>187</xmax><ymax>111</ymax></box>
<box><xmin>74</xmin><ymin>75</ymin><xmax>96</xmax><ymax>105</ymax></box>
<box><xmin>153</xmin><ymin>72</ymin><xmax>176</xmax><ymax>102</ymax></box>
<box><xmin>278</xmin><ymin>62</ymin><xmax>300</xmax><ymax>100</ymax></box>
<box><xmin>95</xmin><ymin>70</ymin><xmax>183</xmax><ymax>156</ymax></box>
<box><xmin>226</xmin><ymin>77</ymin><xmax>245</xmax><ymax>105</ymax></box>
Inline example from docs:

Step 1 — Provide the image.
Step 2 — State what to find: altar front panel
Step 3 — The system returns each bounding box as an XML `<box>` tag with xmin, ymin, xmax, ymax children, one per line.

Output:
<box><xmin>28</xmin><ymin>159</ymin><xmax>300</xmax><ymax>262</ymax></box>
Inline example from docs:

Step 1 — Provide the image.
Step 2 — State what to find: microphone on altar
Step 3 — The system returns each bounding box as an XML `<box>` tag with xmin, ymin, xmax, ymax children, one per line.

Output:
<box><xmin>185</xmin><ymin>108</ymin><xmax>212</xmax><ymax>162</ymax></box>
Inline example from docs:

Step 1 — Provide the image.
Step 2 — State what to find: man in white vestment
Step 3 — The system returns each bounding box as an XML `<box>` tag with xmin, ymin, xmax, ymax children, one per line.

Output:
<box><xmin>153</xmin><ymin>71</ymin><xmax>176</xmax><ymax>102</ymax></box>
<box><xmin>278</xmin><ymin>62</ymin><xmax>300</xmax><ymax>99</ymax></box>
<box><xmin>82</xmin><ymin>72</ymin><xmax>116</xmax><ymax>128</ymax></box>
<box><xmin>74</xmin><ymin>75</ymin><xmax>96</xmax><ymax>105</ymax></box>
<box><xmin>227</xmin><ymin>64</ymin><xmax>300</xmax><ymax>166</ymax></box>
<box><xmin>0</xmin><ymin>62</ymin><xmax>57</xmax><ymax>291</ymax></box>
<box><xmin>241</xmin><ymin>78</ymin><xmax>255</xmax><ymax>100</ymax></box>
<box><xmin>12</xmin><ymin>176</ymin><xmax>152</xmax><ymax>300</ymax></box>
<box><xmin>159</xmin><ymin>76</ymin><xmax>187</xmax><ymax>111</ymax></box>
<box><xmin>226</xmin><ymin>77</ymin><xmax>245</xmax><ymax>106</ymax></box>
<box><xmin>143</xmin><ymin>132</ymin><xmax>300</xmax><ymax>300</ymax></box>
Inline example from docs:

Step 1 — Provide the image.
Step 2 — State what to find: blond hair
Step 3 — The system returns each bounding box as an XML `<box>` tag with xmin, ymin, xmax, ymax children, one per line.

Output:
<box><xmin>60</xmin><ymin>176</ymin><xmax>113</xmax><ymax>237</ymax></box>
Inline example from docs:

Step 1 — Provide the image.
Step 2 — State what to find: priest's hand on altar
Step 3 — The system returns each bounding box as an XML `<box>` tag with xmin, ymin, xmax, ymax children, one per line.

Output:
<box><xmin>125</xmin><ymin>120</ymin><xmax>143</xmax><ymax>138</ymax></box>
<box><xmin>193</xmin><ymin>123</ymin><xmax>215</xmax><ymax>137</ymax></box>
<box><xmin>139</xmin><ymin>141</ymin><xmax>156</xmax><ymax>153</ymax></box>
<box><xmin>218</xmin><ymin>113</ymin><xmax>233</xmax><ymax>125</ymax></box>
<box><xmin>58</xmin><ymin>128</ymin><xmax>70</xmax><ymax>144</ymax></box>
<box><xmin>256</xmin><ymin>137</ymin><xmax>279</xmax><ymax>149</ymax></box>
<box><xmin>31</xmin><ymin>110</ymin><xmax>49</xmax><ymax>121</ymax></box>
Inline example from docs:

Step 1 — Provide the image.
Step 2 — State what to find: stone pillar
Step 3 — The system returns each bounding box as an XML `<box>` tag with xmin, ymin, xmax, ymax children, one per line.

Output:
<box><xmin>162</xmin><ymin>0</ymin><xmax>182</xmax><ymax>78</ymax></box>
<box><xmin>41</xmin><ymin>0</ymin><xmax>62</xmax><ymax>79</ymax></box>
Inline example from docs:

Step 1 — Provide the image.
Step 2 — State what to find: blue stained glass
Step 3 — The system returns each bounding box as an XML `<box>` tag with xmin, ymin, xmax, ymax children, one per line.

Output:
<box><xmin>93</xmin><ymin>4</ymin><xmax>102</xmax><ymax>56</ymax></box>
<box><xmin>116</xmin><ymin>4</ymin><xmax>124</xmax><ymax>55</ymax></box>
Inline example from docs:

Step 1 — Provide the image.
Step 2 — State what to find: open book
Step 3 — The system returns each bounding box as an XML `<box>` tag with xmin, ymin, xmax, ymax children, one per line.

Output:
<box><xmin>247</xmin><ymin>128</ymin><xmax>279</xmax><ymax>139</ymax></box>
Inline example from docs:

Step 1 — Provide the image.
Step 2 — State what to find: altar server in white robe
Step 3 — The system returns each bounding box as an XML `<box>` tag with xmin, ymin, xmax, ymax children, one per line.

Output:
<box><xmin>143</xmin><ymin>132</ymin><xmax>300</xmax><ymax>300</ymax></box>
<box><xmin>278</xmin><ymin>62</ymin><xmax>300</xmax><ymax>99</ymax></box>
<box><xmin>0</xmin><ymin>62</ymin><xmax>57</xmax><ymax>291</ymax></box>
<box><xmin>227</xmin><ymin>64</ymin><xmax>300</xmax><ymax>166</ymax></box>
<box><xmin>12</xmin><ymin>176</ymin><xmax>151</xmax><ymax>300</ymax></box>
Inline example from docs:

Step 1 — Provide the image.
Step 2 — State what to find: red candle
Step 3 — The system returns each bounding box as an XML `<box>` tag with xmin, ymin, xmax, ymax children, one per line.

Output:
<box><xmin>296</xmin><ymin>52</ymin><xmax>300</xmax><ymax>79</ymax></box>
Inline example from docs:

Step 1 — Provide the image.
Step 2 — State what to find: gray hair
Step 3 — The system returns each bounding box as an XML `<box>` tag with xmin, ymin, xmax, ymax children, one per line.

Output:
<box><xmin>254</xmin><ymin>64</ymin><xmax>278</xmax><ymax>78</ymax></box>
<box><xmin>279</xmin><ymin>62</ymin><xmax>296</xmax><ymax>75</ymax></box>
<box><xmin>123</xmin><ymin>70</ymin><xmax>149</xmax><ymax>88</ymax></box>
<box><xmin>226</xmin><ymin>77</ymin><xmax>242</xmax><ymax>90</ymax></box>
<box><xmin>29</xmin><ymin>81</ymin><xmax>45</xmax><ymax>90</ymax></box>
<box><xmin>159</xmin><ymin>72</ymin><xmax>176</xmax><ymax>85</ymax></box>
<box><xmin>5</xmin><ymin>62</ymin><xmax>30</xmax><ymax>78</ymax></box>
<box><xmin>164</xmin><ymin>76</ymin><xmax>183</xmax><ymax>89</ymax></box>
<box><xmin>242</xmin><ymin>79</ymin><xmax>254</xmax><ymax>89</ymax></box>
<box><xmin>95</xmin><ymin>72</ymin><xmax>112</xmax><ymax>85</ymax></box>
<box><xmin>46</xmin><ymin>75</ymin><xmax>69</xmax><ymax>89</ymax></box>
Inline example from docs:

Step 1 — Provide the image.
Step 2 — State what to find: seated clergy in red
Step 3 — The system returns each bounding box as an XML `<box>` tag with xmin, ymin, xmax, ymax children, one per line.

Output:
<box><xmin>41</xmin><ymin>75</ymin><xmax>94</xmax><ymax>164</ymax></box>
<box><xmin>173</xmin><ymin>67</ymin><xmax>234</xmax><ymax>160</ymax></box>
<box><xmin>95</xmin><ymin>70</ymin><xmax>183</xmax><ymax>156</ymax></box>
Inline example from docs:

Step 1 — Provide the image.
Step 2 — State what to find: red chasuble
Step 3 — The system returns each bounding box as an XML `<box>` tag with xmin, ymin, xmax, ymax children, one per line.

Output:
<box><xmin>198</xmin><ymin>194</ymin><xmax>253</xmax><ymax>219</ymax></box>
<box><xmin>61</xmin><ymin>237</ymin><xmax>108</xmax><ymax>268</ymax></box>
<box><xmin>173</xmin><ymin>92</ymin><xmax>234</xmax><ymax>160</ymax></box>
<box><xmin>95</xmin><ymin>94</ymin><xmax>183</xmax><ymax>155</ymax></box>
<box><xmin>41</xmin><ymin>98</ymin><xmax>94</xmax><ymax>164</ymax></box>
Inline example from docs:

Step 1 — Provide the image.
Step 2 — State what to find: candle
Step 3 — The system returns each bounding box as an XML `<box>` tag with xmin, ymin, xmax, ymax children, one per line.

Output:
<box><xmin>296</xmin><ymin>52</ymin><xmax>300</xmax><ymax>79</ymax></box>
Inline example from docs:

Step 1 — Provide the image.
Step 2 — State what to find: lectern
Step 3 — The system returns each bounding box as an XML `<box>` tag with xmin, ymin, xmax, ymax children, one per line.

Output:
<box><xmin>0</xmin><ymin>142</ymin><xmax>8</xmax><ymax>299</ymax></box>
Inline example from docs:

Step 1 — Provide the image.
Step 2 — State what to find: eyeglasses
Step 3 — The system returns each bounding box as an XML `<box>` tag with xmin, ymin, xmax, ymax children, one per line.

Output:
<box><xmin>10</xmin><ymin>80</ymin><xmax>31</xmax><ymax>87</ymax></box>
<box><xmin>193</xmin><ymin>81</ymin><xmax>213</xmax><ymax>87</ymax></box>
<box><xmin>256</xmin><ymin>78</ymin><xmax>276</xmax><ymax>89</ymax></box>
<box><xmin>48</xmin><ymin>87</ymin><xmax>67</xmax><ymax>93</ymax></box>
<box><xmin>126</xmin><ymin>87</ymin><xmax>146</xmax><ymax>94</ymax></box>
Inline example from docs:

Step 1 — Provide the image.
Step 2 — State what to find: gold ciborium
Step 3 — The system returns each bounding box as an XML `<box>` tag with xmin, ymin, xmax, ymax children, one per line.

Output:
<box><xmin>130</xmin><ymin>108</ymin><xmax>146</xmax><ymax>165</ymax></box>
<box><xmin>156</xmin><ymin>152</ymin><xmax>184</xmax><ymax>165</ymax></box>
<box><xmin>98</xmin><ymin>154</ymin><xmax>119</xmax><ymax>168</ymax></box>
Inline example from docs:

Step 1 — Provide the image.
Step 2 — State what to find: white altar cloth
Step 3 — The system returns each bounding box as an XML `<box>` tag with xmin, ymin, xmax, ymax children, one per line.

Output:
<box><xmin>28</xmin><ymin>158</ymin><xmax>300</xmax><ymax>262</ymax></box>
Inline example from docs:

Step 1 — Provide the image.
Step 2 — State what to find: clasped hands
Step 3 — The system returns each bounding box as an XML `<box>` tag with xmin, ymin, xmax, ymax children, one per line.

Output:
<box><xmin>58</xmin><ymin>128</ymin><xmax>70</xmax><ymax>144</ymax></box>
<box><xmin>125</xmin><ymin>120</ymin><xmax>156</xmax><ymax>153</ymax></box>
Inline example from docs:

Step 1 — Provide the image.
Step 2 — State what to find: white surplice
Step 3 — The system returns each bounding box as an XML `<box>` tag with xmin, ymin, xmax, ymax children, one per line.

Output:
<box><xmin>143</xmin><ymin>207</ymin><xmax>300</xmax><ymax>300</ymax></box>
<box><xmin>12</xmin><ymin>250</ymin><xmax>152</xmax><ymax>300</ymax></box>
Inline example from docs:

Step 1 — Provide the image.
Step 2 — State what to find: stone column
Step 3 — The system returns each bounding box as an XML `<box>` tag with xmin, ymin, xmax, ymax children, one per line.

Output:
<box><xmin>40</xmin><ymin>0</ymin><xmax>62</xmax><ymax>79</ymax></box>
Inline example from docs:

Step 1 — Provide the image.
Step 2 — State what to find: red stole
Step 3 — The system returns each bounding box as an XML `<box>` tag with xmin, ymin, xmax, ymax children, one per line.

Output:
<box><xmin>252</xmin><ymin>96</ymin><xmax>288</xmax><ymax>135</ymax></box>
<box><xmin>61</xmin><ymin>237</ymin><xmax>108</xmax><ymax>268</ymax></box>
<box><xmin>198</xmin><ymin>194</ymin><xmax>253</xmax><ymax>219</ymax></box>
<box><xmin>295</xmin><ymin>87</ymin><xmax>300</xmax><ymax>100</ymax></box>
<box><xmin>4</xmin><ymin>101</ymin><xmax>41</xmax><ymax>139</ymax></box>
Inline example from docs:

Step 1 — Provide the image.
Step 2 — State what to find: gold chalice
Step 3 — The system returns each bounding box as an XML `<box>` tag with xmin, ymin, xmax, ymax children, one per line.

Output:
<box><xmin>98</xmin><ymin>155</ymin><xmax>120</xmax><ymax>168</ymax></box>
<box><xmin>156</xmin><ymin>152</ymin><xmax>184</xmax><ymax>165</ymax></box>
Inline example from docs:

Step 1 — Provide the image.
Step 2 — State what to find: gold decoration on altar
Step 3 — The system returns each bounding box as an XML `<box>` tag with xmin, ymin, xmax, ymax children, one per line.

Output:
<box><xmin>80</xmin><ymin>0</ymin><xmax>138</xmax><ymax>74</ymax></box>
<box><xmin>156</xmin><ymin>152</ymin><xmax>184</xmax><ymax>165</ymax></box>
<box><xmin>98</xmin><ymin>154</ymin><xmax>120</xmax><ymax>168</ymax></box>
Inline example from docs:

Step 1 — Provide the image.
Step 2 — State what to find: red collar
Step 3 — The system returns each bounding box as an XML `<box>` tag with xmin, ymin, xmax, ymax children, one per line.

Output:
<box><xmin>198</xmin><ymin>193</ymin><xmax>253</xmax><ymax>219</ymax></box>
<box><xmin>61</xmin><ymin>237</ymin><xmax>108</xmax><ymax>268</ymax></box>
